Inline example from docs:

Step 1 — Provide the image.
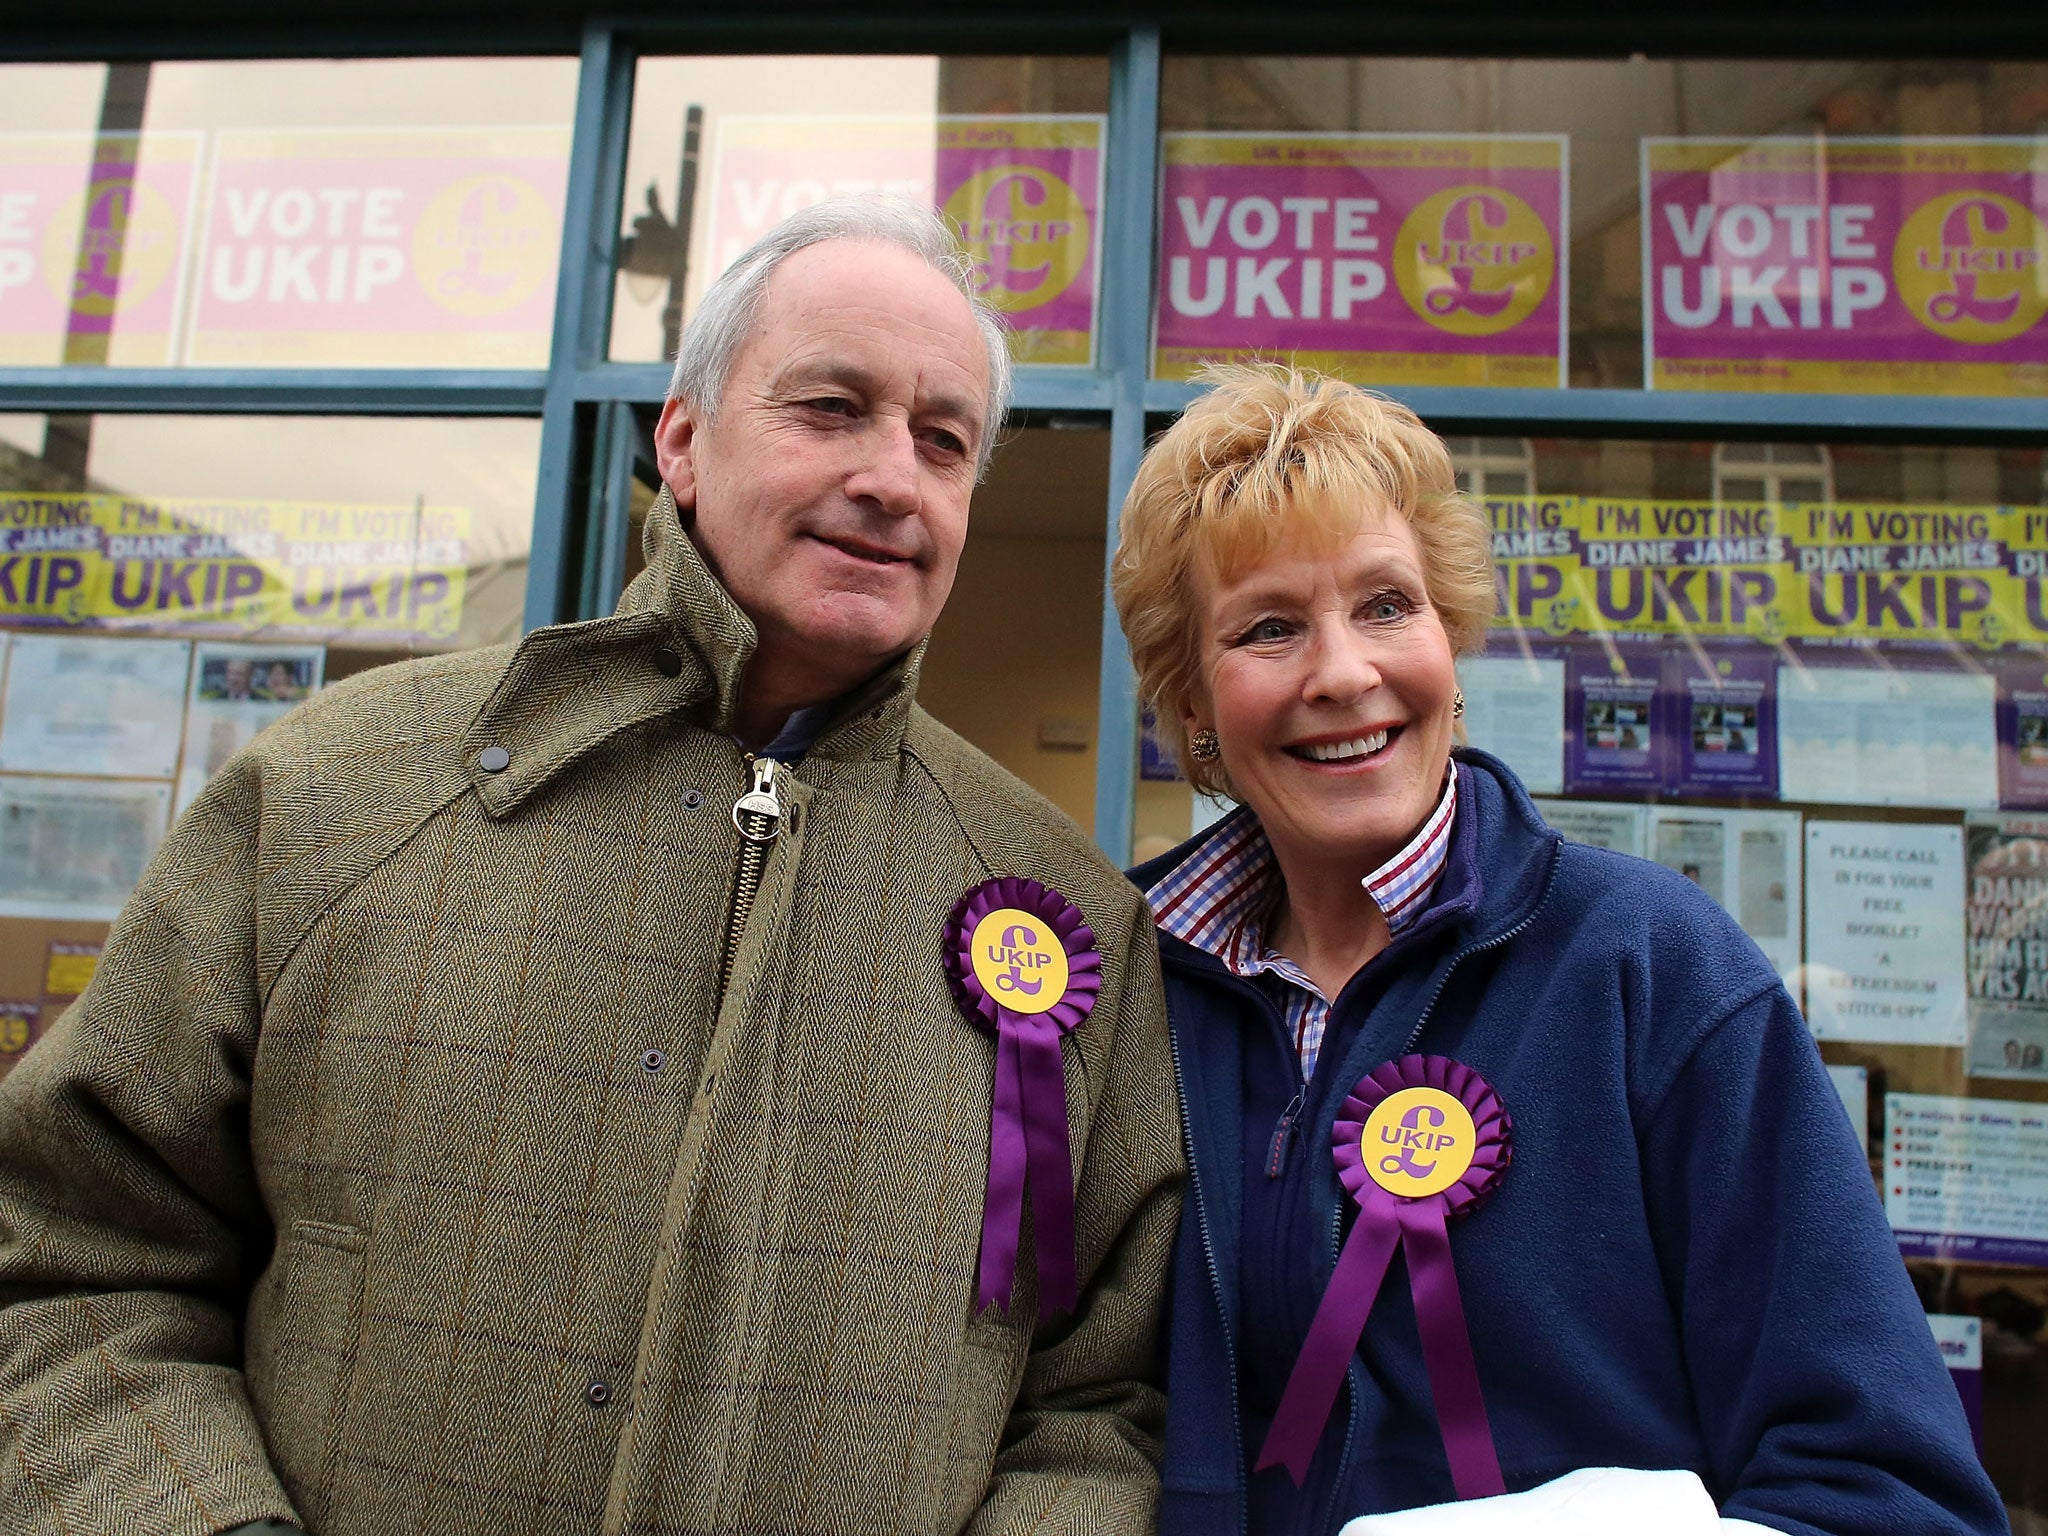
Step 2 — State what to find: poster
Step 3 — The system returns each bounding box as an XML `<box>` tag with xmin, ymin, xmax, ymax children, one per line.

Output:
<box><xmin>1154</xmin><ymin>134</ymin><xmax>1568</xmax><ymax>387</ymax></box>
<box><xmin>1777</xmin><ymin>663</ymin><xmax>1996</xmax><ymax>809</ymax></box>
<box><xmin>1531</xmin><ymin>798</ymin><xmax>1648</xmax><ymax>857</ymax></box>
<box><xmin>1826</xmin><ymin>1062</ymin><xmax>1871</xmax><ymax>1152</ymax></box>
<box><xmin>1649</xmin><ymin>806</ymin><xmax>1802</xmax><ymax>976</ymax></box>
<box><xmin>184</xmin><ymin>126</ymin><xmax>570</xmax><ymax>367</ymax></box>
<box><xmin>1571</xmin><ymin>497</ymin><xmax>1790</xmax><ymax>641</ymax></box>
<box><xmin>175</xmin><ymin>642</ymin><xmax>325</xmax><ymax>815</ymax></box>
<box><xmin>0</xmin><ymin>131</ymin><xmax>201</xmax><ymax>366</ymax></box>
<box><xmin>1643</xmin><ymin>138</ymin><xmax>2048</xmax><ymax>396</ymax></box>
<box><xmin>707</xmin><ymin>116</ymin><xmax>1104</xmax><ymax>365</ymax></box>
<box><xmin>1886</xmin><ymin>1093</ymin><xmax>2048</xmax><ymax>1266</ymax></box>
<box><xmin>1789</xmin><ymin>500</ymin><xmax>2008</xmax><ymax>650</ymax></box>
<box><xmin>0</xmin><ymin>633</ymin><xmax>189</xmax><ymax>778</ymax></box>
<box><xmin>0</xmin><ymin>999</ymin><xmax>38</xmax><ymax>1073</ymax></box>
<box><xmin>1460</xmin><ymin>649</ymin><xmax>1564</xmax><ymax>793</ymax></box>
<box><xmin>0</xmin><ymin>776</ymin><xmax>171</xmax><ymax>921</ymax></box>
<box><xmin>1488</xmin><ymin>494</ymin><xmax>1579</xmax><ymax>635</ymax></box>
<box><xmin>1998</xmin><ymin>653</ymin><xmax>2048</xmax><ymax>808</ymax></box>
<box><xmin>1804</xmin><ymin>820</ymin><xmax>1967</xmax><ymax>1045</ymax></box>
<box><xmin>0</xmin><ymin>493</ymin><xmax>469</xmax><ymax>645</ymax></box>
<box><xmin>1138</xmin><ymin>704</ymin><xmax>1182</xmax><ymax>783</ymax></box>
<box><xmin>1673</xmin><ymin>645</ymin><xmax>1778</xmax><ymax>796</ymax></box>
<box><xmin>1563</xmin><ymin>642</ymin><xmax>1667</xmax><ymax>793</ymax></box>
<box><xmin>1964</xmin><ymin>812</ymin><xmax>2048</xmax><ymax>1080</ymax></box>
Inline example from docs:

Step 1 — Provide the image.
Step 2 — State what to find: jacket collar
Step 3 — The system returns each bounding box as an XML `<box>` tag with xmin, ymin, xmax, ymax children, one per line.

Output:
<box><xmin>464</xmin><ymin>485</ymin><xmax>926</xmax><ymax>817</ymax></box>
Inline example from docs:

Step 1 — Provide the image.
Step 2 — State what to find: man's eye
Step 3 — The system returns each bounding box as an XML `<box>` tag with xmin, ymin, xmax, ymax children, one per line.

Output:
<box><xmin>922</xmin><ymin>429</ymin><xmax>968</xmax><ymax>457</ymax></box>
<box><xmin>805</xmin><ymin>396</ymin><xmax>855</xmax><ymax>416</ymax></box>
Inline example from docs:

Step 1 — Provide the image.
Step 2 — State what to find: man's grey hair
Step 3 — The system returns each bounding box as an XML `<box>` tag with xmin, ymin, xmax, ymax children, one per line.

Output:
<box><xmin>668</xmin><ymin>195</ymin><xmax>1014</xmax><ymax>480</ymax></box>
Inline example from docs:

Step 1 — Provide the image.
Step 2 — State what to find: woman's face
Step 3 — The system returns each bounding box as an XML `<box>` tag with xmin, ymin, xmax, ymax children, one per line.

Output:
<box><xmin>1188</xmin><ymin>510</ymin><xmax>1458</xmax><ymax>881</ymax></box>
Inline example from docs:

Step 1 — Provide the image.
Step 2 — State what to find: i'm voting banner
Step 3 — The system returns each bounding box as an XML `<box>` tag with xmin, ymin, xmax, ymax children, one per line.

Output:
<box><xmin>1643</xmin><ymin>138</ymin><xmax>2048</xmax><ymax>396</ymax></box>
<box><xmin>1154</xmin><ymin>134</ymin><xmax>1568</xmax><ymax>388</ymax></box>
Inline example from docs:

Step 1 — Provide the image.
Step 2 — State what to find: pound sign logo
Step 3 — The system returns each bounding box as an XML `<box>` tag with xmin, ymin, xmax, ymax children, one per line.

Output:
<box><xmin>1394</xmin><ymin>184</ymin><xmax>1554</xmax><ymax>338</ymax></box>
<box><xmin>968</xmin><ymin>907</ymin><xmax>1071</xmax><ymax>1016</ymax></box>
<box><xmin>1361</xmin><ymin>1087</ymin><xmax>1478</xmax><ymax>1199</ymax></box>
<box><xmin>1896</xmin><ymin>190</ymin><xmax>2047</xmax><ymax>346</ymax></box>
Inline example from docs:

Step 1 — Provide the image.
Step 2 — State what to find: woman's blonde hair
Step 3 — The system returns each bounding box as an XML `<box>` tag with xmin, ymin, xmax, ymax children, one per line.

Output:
<box><xmin>1111</xmin><ymin>364</ymin><xmax>1495</xmax><ymax>798</ymax></box>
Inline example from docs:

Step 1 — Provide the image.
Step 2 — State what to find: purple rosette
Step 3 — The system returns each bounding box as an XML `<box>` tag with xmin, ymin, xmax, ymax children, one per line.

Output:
<box><xmin>943</xmin><ymin>876</ymin><xmax>1102</xmax><ymax>1315</ymax></box>
<box><xmin>1256</xmin><ymin>1054</ymin><xmax>1512</xmax><ymax>1499</ymax></box>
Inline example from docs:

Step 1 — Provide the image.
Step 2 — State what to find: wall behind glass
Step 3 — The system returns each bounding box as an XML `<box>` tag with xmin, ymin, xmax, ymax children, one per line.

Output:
<box><xmin>1157</xmin><ymin>57</ymin><xmax>2048</xmax><ymax>393</ymax></box>
<box><xmin>0</xmin><ymin>59</ymin><xmax>577</xmax><ymax>370</ymax></box>
<box><xmin>0</xmin><ymin>411</ymin><xmax>539</xmax><ymax>1070</ymax></box>
<box><xmin>610</xmin><ymin>55</ymin><xmax>1110</xmax><ymax>366</ymax></box>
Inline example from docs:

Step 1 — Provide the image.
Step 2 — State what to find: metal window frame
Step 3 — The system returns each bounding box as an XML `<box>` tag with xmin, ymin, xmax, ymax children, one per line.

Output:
<box><xmin>4</xmin><ymin>20</ymin><xmax>2047</xmax><ymax>866</ymax></box>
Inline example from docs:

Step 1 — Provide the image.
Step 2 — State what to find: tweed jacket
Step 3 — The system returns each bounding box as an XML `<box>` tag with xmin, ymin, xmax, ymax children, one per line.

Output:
<box><xmin>0</xmin><ymin>491</ymin><xmax>1184</xmax><ymax>1536</ymax></box>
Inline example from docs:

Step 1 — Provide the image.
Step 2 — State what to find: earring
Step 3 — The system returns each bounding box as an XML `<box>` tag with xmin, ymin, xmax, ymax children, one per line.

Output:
<box><xmin>1188</xmin><ymin>728</ymin><xmax>1221</xmax><ymax>764</ymax></box>
<box><xmin>1453</xmin><ymin>690</ymin><xmax>1465</xmax><ymax>719</ymax></box>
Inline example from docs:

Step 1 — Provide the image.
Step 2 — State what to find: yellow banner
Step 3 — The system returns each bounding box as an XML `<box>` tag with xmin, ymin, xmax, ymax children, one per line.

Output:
<box><xmin>0</xmin><ymin>493</ymin><xmax>469</xmax><ymax>643</ymax></box>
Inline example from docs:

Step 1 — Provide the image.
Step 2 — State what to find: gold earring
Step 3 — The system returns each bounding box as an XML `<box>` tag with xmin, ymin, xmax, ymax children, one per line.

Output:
<box><xmin>1189</xmin><ymin>728</ymin><xmax>1220</xmax><ymax>763</ymax></box>
<box><xmin>1453</xmin><ymin>690</ymin><xmax>1465</xmax><ymax>719</ymax></box>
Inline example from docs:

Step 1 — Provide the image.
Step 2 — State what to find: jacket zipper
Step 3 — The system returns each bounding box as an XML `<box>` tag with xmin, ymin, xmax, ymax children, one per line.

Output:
<box><xmin>718</xmin><ymin>754</ymin><xmax>784</xmax><ymax>1000</ymax></box>
<box><xmin>1319</xmin><ymin>845</ymin><xmax>1559</xmax><ymax>1517</ymax></box>
<box><xmin>1165</xmin><ymin>1014</ymin><xmax>1249</xmax><ymax>1536</ymax></box>
<box><xmin>1266</xmin><ymin>1085</ymin><xmax>1307</xmax><ymax>1179</ymax></box>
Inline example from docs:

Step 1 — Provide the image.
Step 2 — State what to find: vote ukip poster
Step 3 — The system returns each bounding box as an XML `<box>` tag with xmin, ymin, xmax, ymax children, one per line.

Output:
<box><xmin>705</xmin><ymin>116</ymin><xmax>1104</xmax><ymax>367</ymax></box>
<box><xmin>0</xmin><ymin>132</ymin><xmax>201</xmax><ymax>366</ymax></box>
<box><xmin>1154</xmin><ymin>134</ymin><xmax>1569</xmax><ymax>388</ymax></box>
<box><xmin>1643</xmin><ymin>138</ymin><xmax>2048</xmax><ymax>396</ymax></box>
<box><xmin>183</xmin><ymin>126</ymin><xmax>570</xmax><ymax>368</ymax></box>
<box><xmin>0</xmin><ymin>493</ymin><xmax>470</xmax><ymax>645</ymax></box>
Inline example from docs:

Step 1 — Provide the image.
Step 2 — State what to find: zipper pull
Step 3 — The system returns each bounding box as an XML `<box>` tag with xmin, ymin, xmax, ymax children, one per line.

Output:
<box><xmin>1266</xmin><ymin>1087</ymin><xmax>1307</xmax><ymax>1179</ymax></box>
<box><xmin>731</xmin><ymin>755</ymin><xmax>784</xmax><ymax>842</ymax></box>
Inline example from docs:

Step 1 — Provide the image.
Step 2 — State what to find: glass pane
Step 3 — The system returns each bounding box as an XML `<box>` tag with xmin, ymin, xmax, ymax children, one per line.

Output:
<box><xmin>1156</xmin><ymin>57</ymin><xmax>2048</xmax><ymax>394</ymax></box>
<box><xmin>610</xmin><ymin>55</ymin><xmax>1110</xmax><ymax>366</ymax></box>
<box><xmin>0</xmin><ymin>59</ymin><xmax>576</xmax><ymax>368</ymax></box>
<box><xmin>0</xmin><ymin>409</ymin><xmax>538</xmax><ymax>1055</ymax></box>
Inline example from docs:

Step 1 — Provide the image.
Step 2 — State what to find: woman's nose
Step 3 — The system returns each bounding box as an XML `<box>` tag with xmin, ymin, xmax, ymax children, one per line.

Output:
<box><xmin>1304</xmin><ymin>625</ymin><xmax>1382</xmax><ymax>702</ymax></box>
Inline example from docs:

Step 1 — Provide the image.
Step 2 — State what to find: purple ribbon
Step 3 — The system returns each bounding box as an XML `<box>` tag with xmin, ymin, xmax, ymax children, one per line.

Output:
<box><xmin>1255</xmin><ymin>1055</ymin><xmax>1511</xmax><ymax>1498</ymax></box>
<box><xmin>944</xmin><ymin>877</ymin><xmax>1101</xmax><ymax>1316</ymax></box>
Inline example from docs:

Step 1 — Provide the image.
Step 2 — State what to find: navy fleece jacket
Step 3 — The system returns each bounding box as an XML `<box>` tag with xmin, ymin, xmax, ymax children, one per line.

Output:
<box><xmin>1140</xmin><ymin>749</ymin><xmax>2006</xmax><ymax>1536</ymax></box>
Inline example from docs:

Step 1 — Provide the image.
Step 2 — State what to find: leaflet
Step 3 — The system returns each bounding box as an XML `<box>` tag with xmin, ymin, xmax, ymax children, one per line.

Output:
<box><xmin>1777</xmin><ymin>664</ymin><xmax>1995</xmax><ymax>809</ymax></box>
<box><xmin>1460</xmin><ymin>650</ymin><xmax>1565</xmax><ymax>794</ymax></box>
<box><xmin>1804</xmin><ymin>820</ymin><xmax>1967</xmax><ymax>1045</ymax></box>
<box><xmin>0</xmin><ymin>776</ymin><xmax>171</xmax><ymax>921</ymax></box>
<box><xmin>175</xmin><ymin>642</ymin><xmax>325</xmax><ymax>815</ymax></box>
<box><xmin>1826</xmin><ymin>1063</ymin><xmax>1871</xmax><ymax>1153</ymax></box>
<box><xmin>1531</xmin><ymin>798</ymin><xmax>1648</xmax><ymax>857</ymax></box>
<box><xmin>1648</xmin><ymin>806</ymin><xmax>1802</xmax><ymax>977</ymax></box>
<box><xmin>1886</xmin><ymin>1093</ymin><xmax>2048</xmax><ymax>1267</ymax></box>
<box><xmin>1562</xmin><ymin>641</ymin><xmax>1667</xmax><ymax>794</ymax></box>
<box><xmin>0</xmin><ymin>633</ymin><xmax>190</xmax><ymax>778</ymax></box>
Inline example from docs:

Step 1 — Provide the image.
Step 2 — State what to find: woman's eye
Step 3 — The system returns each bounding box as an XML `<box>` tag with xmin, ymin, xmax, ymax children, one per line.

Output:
<box><xmin>1366</xmin><ymin>595</ymin><xmax>1411</xmax><ymax>622</ymax></box>
<box><xmin>1244</xmin><ymin>619</ymin><xmax>1291</xmax><ymax>644</ymax></box>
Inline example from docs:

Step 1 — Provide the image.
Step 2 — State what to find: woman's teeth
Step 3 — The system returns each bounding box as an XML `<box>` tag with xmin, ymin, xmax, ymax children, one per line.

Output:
<box><xmin>1301</xmin><ymin>729</ymin><xmax>1390</xmax><ymax>762</ymax></box>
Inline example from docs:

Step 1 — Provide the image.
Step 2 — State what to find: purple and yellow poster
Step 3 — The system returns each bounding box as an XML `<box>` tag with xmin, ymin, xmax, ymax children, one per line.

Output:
<box><xmin>706</xmin><ymin>116</ymin><xmax>1104</xmax><ymax>366</ymax></box>
<box><xmin>0</xmin><ymin>132</ymin><xmax>200</xmax><ymax>366</ymax></box>
<box><xmin>1563</xmin><ymin>641</ymin><xmax>1669</xmax><ymax>793</ymax></box>
<box><xmin>184</xmin><ymin>126</ymin><xmax>569</xmax><ymax>368</ymax></box>
<box><xmin>1154</xmin><ymin>134</ymin><xmax>1568</xmax><ymax>387</ymax></box>
<box><xmin>1673</xmin><ymin>646</ymin><xmax>1778</xmax><ymax>797</ymax></box>
<box><xmin>1643</xmin><ymin>138</ymin><xmax>2048</xmax><ymax>396</ymax></box>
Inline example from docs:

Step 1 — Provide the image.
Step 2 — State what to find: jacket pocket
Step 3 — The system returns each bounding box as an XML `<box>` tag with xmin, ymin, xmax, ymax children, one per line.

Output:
<box><xmin>245</xmin><ymin>1219</ymin><xmax>368</xmax><ymax>1523</ymax></box>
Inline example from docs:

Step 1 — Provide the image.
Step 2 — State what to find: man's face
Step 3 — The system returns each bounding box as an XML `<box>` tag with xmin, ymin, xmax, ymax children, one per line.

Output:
<box><xmin>223</xmin><ymin>659</ymin><xmax>253</xmax><ymax>698</ymax></box>
<box><xmin>654</xmin><ymin>239</ymin><xmax>990</xmax><ymax>707</ymax></box>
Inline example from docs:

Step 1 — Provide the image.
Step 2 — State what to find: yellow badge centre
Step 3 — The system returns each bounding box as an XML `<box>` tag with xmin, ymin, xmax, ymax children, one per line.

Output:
<box><xmin>969</xmin><ymin>907</ymin><xmax>1070</xmax><ymax>1015</ymax></box>
<box><xmin>1361</xmin><ymin>1087</ymin><xmax>1478</xmax><ymax>1199</ymax></box>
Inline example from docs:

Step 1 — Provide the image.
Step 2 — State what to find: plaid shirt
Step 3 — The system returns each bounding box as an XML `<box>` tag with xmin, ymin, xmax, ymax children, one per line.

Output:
<box><xmin>1146</xmin><ymin>769</ymin><xmax>1459</xmax><ymax>1079</ymax></box>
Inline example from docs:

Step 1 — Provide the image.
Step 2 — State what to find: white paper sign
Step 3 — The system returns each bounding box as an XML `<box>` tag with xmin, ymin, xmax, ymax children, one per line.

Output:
<box><xmin>1777</xmin><ymin>665</ymin><xmax>1995</xmax><ymax>809</ymax></box>
<box><xmin>1826</xmin><ymin>1062</ymin><xmax>1870</xmax><ymax>1153</ymax></box>
<box><xmin>0</xmin><ymin>634</ymin><xmax>191</xmax><ymax>779</ymax></box>
<box><xmin>0</xmin><ymin>775</ymin><xmax>172</xmax><ymax>921</ymax></box>
<box><xmin>1803</xmin><ymin>821</ymin><xmax>1966</xmax><ymax>1044</ymax></box>
<box><xmin>1650</xmin><ymin>806</ymin><xmax>1802</xmax><ymax>978</ymax></box>
<box><xmin>1533</xmin><ymin>798</ymin><xmax>1648</xmax><ymax>857</ymax></box>
<box><xmin>1886</xmin><ymin>1093</ymin><xmax>2048</xmax><ymax>1267</ymax></box>
<box><xmin>1460</xmin><ymin>654</ymin><xmax>1564</xmax><ymax>794</ymax></box>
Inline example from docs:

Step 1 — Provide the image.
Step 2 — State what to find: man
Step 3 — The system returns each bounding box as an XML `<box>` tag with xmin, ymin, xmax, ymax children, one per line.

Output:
<box><xmin>0</xmin><ymin>199</ymin><xmax>1182</xmax><ymax>1536</ymax></box>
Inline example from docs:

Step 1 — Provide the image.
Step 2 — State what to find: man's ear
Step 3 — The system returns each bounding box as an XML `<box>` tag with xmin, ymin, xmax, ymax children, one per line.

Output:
<box><xmin>653</xmin><ymin>397</ymin><xmax>699</xmax><ymax>511</ymax></box>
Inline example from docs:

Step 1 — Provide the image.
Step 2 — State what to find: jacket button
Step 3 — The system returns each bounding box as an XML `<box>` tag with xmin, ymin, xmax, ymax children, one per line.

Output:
<box><xmin>641</xmin><ymin>1049</ymin><xmax>666</xmax><ymax>1073</ymax></box>
<box><xmin>477</xmin><ymin>745</ymin><xmax>511</xmax><ymax>774</ymax></box>
<box><xmin>653</xmin><ymin>645</ymin><xmax>683</xmax><ymax>678</ymax></box>
<box><xmin>584</xmin><ymin>1380</ymin><xmax>612</xmax><ymax>1406</ymax></box>
<box><xmin>681</xmin><ymin>789</ymin><xmax>703</xmax><ymax>810</ymax></box>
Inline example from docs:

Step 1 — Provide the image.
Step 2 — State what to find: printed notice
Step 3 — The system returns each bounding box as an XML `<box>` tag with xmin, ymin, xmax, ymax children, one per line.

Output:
<box><xmin>1564</xmin><ymin>641</ymin><xmax>1667</xmax><ymax>794</ymax></box>
<box><xmin>175</xmin><ymin>642</ymin><xmax>324</xmax><ymax>815</ymax></box>
<box><xmin>0</xmin><ymin>633</ymin><xmax>190</xmax><ymax>778</ymax></box>
<box><xmin>1929</xmin><ymin>1314</ymin><xmax>1985</xmax><ymax>1449</ymax></box>
<box><xmin>1886</xmin><ymin>1093</ymin><xmax>2048</xmax><ymax>1266</ymax></box>
<box><xmin>1461</xmin><ymin>650</ymin><xmax>1565</xmax><ymax>794</ymax></box>
<box><xmin>0</xmin><ymin>776</ymin><xmax>171</xmax><ymax>921</ymax></box>
<box><xmin>1805</xmin><ymin>820</ymin><xmax>1967</xmax><ymax>1044</ymax></box>
<box><xmin>1964</xmin><ymin>812</ymin><xmax>2048</xmax><ymax>1080</ymax></box>
<box><xmin>1778</xmin><ymin>665</ymin><xmax>1996</xmax><ymax>809</ymax></box>
<box><xmin>1650</xmin><ymin>806</ymin><xmax>1802</xmax><ymax>977</ymax></box>
<box><xmin>1532</xmin><ymin>798</ymin><xmax>1648</xmax><ymax>857</ymax></box>
<box><xmin>1826</xmin><ymin>1062</ymin><xmax>1871</xmax><ymax>1152</ymax></box>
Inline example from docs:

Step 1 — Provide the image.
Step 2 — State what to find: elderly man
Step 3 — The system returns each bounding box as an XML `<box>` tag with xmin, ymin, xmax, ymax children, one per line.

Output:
<box><xmin>0</xmin><ymin>199</ymin><xmax>1182</xmax><ymax>1536</ymax></box>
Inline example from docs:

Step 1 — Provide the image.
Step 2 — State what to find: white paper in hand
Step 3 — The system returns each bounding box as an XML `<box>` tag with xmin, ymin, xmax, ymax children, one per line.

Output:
<box><xmin>1337</xmin><ymin>1467</ymin><xmax>1720</xmax><ymax>1534</ymax></box>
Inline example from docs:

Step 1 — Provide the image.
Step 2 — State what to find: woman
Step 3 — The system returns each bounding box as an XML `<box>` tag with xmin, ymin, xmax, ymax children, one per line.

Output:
<box><xmin>1113</xmin><ymin>367</ymin><xmax>2004</xmax><ymax>1536</ymax></box>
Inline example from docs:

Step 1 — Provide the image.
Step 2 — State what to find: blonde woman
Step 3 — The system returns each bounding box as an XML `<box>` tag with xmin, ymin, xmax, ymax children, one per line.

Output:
<box><xmin>1115</xmin><ymin>367</ymin><xmax>2001</xmax><ymax>1536</ymax></box>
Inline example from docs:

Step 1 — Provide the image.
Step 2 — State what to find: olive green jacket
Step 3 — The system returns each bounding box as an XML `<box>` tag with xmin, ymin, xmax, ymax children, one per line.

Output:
<box><xmin>0</xmin><ymin>493</ymin><xmax>1184</xmax><ymax>1536</ymax></box>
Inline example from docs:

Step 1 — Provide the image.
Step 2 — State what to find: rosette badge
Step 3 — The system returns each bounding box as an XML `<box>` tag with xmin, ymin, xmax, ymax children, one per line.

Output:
<box><xmin>944</xmin><ymin>877</ymin><xmax>1102</xmax><ymax>1315</ymax></box>
<box><xmin>1257</xmin><ymin>1055</ymin><xmax>1512</xmax><ymax>1499</ymax></box>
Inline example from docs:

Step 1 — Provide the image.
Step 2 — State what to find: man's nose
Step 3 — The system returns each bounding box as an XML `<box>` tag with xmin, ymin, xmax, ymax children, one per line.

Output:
<box><xmin>845</xmin><ymin>418</ymin><xmax>922</xmax><ymax>517</ymax></box>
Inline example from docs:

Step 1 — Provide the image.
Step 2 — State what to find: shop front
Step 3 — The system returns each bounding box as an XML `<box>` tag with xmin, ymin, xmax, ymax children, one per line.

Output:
<box><xmin>1</xmin><ymin>4</ymin><xmax>2045</xmax><ymax>1525</ymax></box>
